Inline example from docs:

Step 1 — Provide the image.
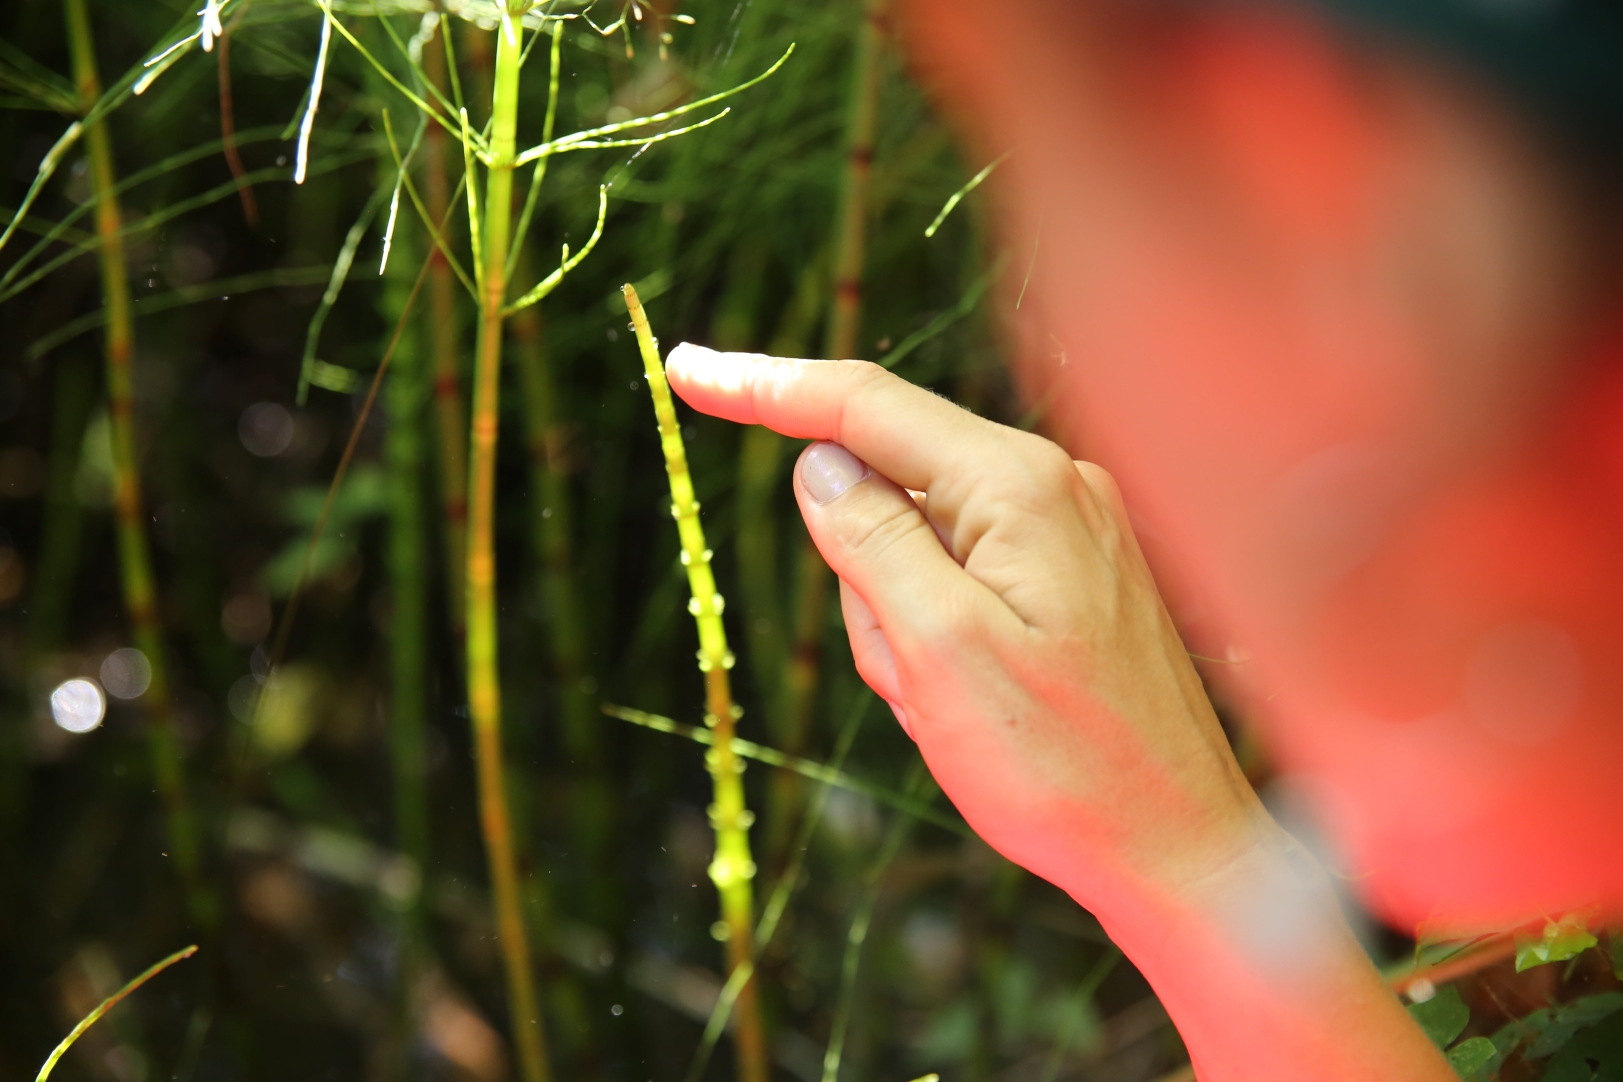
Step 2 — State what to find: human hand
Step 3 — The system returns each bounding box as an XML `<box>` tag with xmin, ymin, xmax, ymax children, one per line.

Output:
<box><xmin>665</xmin><ymin>345</ymin><xmax>1278</xmax><ymax>916</ymax></box>
<box><xmin>668</xmin><ymin>344</ymin><xmax>1457</xmax><ymax>1082</ymax></box>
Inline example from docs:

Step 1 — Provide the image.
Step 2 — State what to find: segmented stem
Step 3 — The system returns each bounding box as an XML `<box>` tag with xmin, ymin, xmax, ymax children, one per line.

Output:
<box><xmin>423</xmin><ymin>32</ymin><xmax>469</xmax><ymax>637</ymax></box>
<box><xmin>466</xmin><ymin>12</ymin><xmax>550</xmax><ymax>1082</ymax></box>
<box><xmin>775</xmin><ymin>0</ymin><xmax>887</xmax><ymax>854</ymax></box>
<box><xmin>382</xmin><ymin>170</ymin><xmax>430</xmax><ymax>934</ymax></box>
<box><xmin>624</xmin><ymin>284</ymin><xmax>769</xmax><ymax>1082</ymax></box>
<box><xmin>63</xmin><ymin>0</ymin><xmax>210</xmax><ymax>929</ymax></box>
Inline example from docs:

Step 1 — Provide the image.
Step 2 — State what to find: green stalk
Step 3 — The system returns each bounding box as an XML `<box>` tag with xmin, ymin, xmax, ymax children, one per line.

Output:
<box><xmin>513</xmin><ymin>22</ymin><xmax>593</xmax><ymax>760</ymax></box>
<box><xmin>772</xmin><ymin>0</ymin><xmax>887</xmax><ymax>854</ymax></box>
<box><xmin>822</xmin><ymin>764</ymin><xmax>930</xmax><ymax>1082</ymax></box>
<box><xmin>465</xmin><ymin>11</ymin><xmax>550</xmax><ymax>1082</ymax></box>
<box><xmin>383</xmin><ymin>174</ymin><xmax>430</xmax><ymax>934</ymax></box>
<box><xmin>423</xmin><ymin>29</ymin><xmax>469</xmax><ymax>639</ymax></box>
<box><xmin>63</xmin><ymin>0</ymin><xmax>210</xmax><ymax>929</ymax></box>
<box><xmin>514</xmin><ymin>287</ymin><xmax>591</xmax><ymax>753</ymax></box>
<box><xmin>35</xmin><ymin>944</ymin><xmax>198</xmax><ymax>1082</ymax></box>
<box><xmin>624</xmin><ymin>284</ymin><xmax>770</xmax><ymax>1082</ymax></box>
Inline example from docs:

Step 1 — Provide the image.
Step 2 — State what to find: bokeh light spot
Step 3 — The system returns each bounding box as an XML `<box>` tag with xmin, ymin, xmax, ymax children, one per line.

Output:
<box><xmin>239</xmin><ymin>402</ymin><xmax>294</xmax><ymax>458</ymax></box>
<box><xmin>100</xmin><ymin>647</ymin><xmax>152</xmax><ymax>700</ymax></box>
<box><xmin>51</xmin><ymin>678</ymin><xmax>106</xmax><ymax>733</ymax></box>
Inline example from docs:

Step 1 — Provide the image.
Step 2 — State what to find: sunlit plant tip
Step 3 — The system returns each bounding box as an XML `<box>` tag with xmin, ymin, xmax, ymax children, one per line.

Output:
<box><xmin>295</xmin><ymin>5</ymin><xmax>335</xmax><ymax>184</ymax></box>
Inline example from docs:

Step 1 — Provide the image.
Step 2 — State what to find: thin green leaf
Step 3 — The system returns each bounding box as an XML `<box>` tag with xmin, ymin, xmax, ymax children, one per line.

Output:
<box><xmin>518</xmin><ymin>109</ymin><xmax>734</xmax><ymax>166</ymax></box>
<box><xmin>603</xmin><ymin>703</ymin><xmax>970</xmax><ymax>837</ymax></box>
<box><xmin>506</xmin><ymin>18</ymin><xmax>564</xmax><ymax>280</ymax></box>
<box><xmin>503</xmin><ymin>185</ymin><xmax>608</xmax><ymax>316</ymax></box>
<box><xmin>36</xmin><ymin>945</ymin><xmax>198</xmax><ymax>1081</ymax></box>
<box><xmin>380</xmin><ymin>108</ymin><xmax>476</xmax><ymax>298</ymax></box>
<box><xmin>878</xmin><ymin>257</ymin><xmax>1004</xmax><ymax>371</ymax></box>
<box><xmin>823</xmin><ymin>764</ymin><xmax>934</xmax><ymax>1082</ymax></box>
<box><xmin>297</xmin><ymin>180</ymin><xmax>393</xmax><ymax>403</ymax></box>
<box><xmin>1</xmin><ymin>124</ymin><xmax>292</xmax><ymax>295</ymax></box>
<box><xmin>924</xmin><ymin>151</ymin><xmax>1007</xmax><ymax>238</ymax></box>
<box><xmin>370</xmin><ymin>6</ymin><xmax>459</xmax><ymax>122</ymax></box>
<box><xmin>27</xmin><ymin>266</ymin><xmax>336</xmax><ymax>360</ymax></box>
<box><xmin>316</xmin><ymin>0</ymin><xmax>473</xmax><ymax>152</ymax></box>
<box><xmin>1040</xmin><ymin>949</ymin><xmax>1122</xmax><ymax>1082</ymax></box>
<box><xmin>460</xmin><ymin>106</ymin><xmax>483</xmax><ymax>292</ymax></box>
<box><xmin>512</xmin><ymin>43</ymin><xmax>795</xmax><ymax>167</ymax></box>
<box><xmin>0</xmin><ymin>121</ymin><xmax>82</xmax><ymax>256</ymax></box>
<box><xmin>2</xmin><ymin>154</ymin><xmax>370</xmax><ymax>307</ymax></box>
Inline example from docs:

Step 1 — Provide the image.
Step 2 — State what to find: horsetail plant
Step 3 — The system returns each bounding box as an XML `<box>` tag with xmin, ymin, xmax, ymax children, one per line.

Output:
<box><xmin>63</xmin><ymin>0</ymin><xmax>210</xmax><ymax>930</ymax></box>
<box><xmin>422</xmin><ymin>30</ymin><xmax>471</xmax><ymax>639</ymax></box>
<box><xmin>766</xmin><ymin>0</ymin><xmax>889</xmax><ymax>861</ymax></box>
<box><xmin>624</xmin><ymin>283</ymin><xmax>771</xmax><ymax>1082</ymax></box>
<box><xmin>464</xmin><ymin>12</ymin><xmax>555</xmax><ymax>1082</ymax></box>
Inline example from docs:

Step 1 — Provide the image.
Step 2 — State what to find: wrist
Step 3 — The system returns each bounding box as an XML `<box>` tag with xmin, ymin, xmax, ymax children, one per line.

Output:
<box><xmin>1069</xmin><ymin>818</ymin><xmax>1455</xmax><ymax>1082</ymax></box>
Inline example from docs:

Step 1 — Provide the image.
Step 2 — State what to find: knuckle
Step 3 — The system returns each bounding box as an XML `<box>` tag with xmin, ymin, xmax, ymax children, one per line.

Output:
<box><xmin>839</xmin><ymin>497</ymin><xmax>924</xmax><ymax>566</ymax></box>
<box><xmin>1000</xmin><ymin>439</ymin><xmax>1081</xmax><ymax>505</ymax></box>
<box><xmin>1075</xmin><ymin>459</ymin><xmax>1121</xmax><ymax>503</ymax></box>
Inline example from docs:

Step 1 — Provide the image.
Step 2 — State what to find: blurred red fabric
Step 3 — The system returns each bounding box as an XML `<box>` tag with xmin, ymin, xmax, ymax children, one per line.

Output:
<box><xmin>897</xmin><ymin>0</ymin><xmax>1622</xmax><ymax>934</ymax></box>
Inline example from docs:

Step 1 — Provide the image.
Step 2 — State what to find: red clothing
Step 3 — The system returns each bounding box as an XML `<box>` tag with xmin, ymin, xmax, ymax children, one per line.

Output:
<box><xmin>901</xmin><ymin>0</ymin><xmax>1622</xmax><ymax>933</ymax></box>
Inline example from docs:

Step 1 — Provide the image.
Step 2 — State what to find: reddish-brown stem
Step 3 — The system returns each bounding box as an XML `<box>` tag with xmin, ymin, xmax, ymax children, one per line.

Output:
<box><xmin>216</xmin><ymin>6</ymin><xmax>259</xmax><ymax>227</ymax></box>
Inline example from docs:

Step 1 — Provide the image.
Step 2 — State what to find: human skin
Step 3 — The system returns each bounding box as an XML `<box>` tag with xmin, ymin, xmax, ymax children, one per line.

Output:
<box><xmin>665</xmin><ymin>345</ymin><xmax>1454</xmax><ymax>1081</ymax></box>
<box><xmin>887</xmin><ymin>0</ymin><xmax>1623</xmax><ymax>934</ymax></box>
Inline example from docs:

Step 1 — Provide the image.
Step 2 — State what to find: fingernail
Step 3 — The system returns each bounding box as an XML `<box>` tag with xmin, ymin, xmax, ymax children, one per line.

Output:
<box><xmin>800</xmin><ymin>442</ymin><xmax>869</xmax><ymax>504</ymax></box>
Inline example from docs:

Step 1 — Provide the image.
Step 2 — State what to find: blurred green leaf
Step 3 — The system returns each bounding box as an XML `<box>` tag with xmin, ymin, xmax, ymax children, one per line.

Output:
<box><xmin>1446</xmin><ymin>1036</ymin><xmax>1495</xmax><ymax>1079</ymax></box>
<box><xmin>1524</xmin><ymin>994</ymin><xmax>1623</xmax><ymax>1060</ymax></box>
<box><xmin>1517</xmin><ymin>915</ymin><xmax>1599</xmax><ymax>972</ymax></box>
<box><xmin>1541</xmin><ymin>1007</ymin><xmax>1623</xmax><ymax>1082</ymax></box>
<box><xmin>1409</xmin><ymin>985</ymin><xmax>1470</xmax><ymax>1050</ymax></box>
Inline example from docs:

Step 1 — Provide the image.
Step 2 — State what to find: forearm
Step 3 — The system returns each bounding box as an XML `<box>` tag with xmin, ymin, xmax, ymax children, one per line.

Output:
<box><xmin>1074</xmin><ymin>831</ymin><xmax>1455</xmax><ymax>1082</ymax></box>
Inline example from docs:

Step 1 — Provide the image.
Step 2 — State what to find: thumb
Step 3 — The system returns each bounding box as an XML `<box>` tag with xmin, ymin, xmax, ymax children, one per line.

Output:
<box><xmin>793</xmin><ymin>441</ymin><xmax>1004</xmax><ymax>645</ymax></box>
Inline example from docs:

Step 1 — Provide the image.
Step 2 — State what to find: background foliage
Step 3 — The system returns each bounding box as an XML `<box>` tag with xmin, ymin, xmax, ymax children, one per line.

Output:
<box><xmin>1</xmin><ymin>1</ymin><xmax>1618</xmax><ymax>1080</ymax></box>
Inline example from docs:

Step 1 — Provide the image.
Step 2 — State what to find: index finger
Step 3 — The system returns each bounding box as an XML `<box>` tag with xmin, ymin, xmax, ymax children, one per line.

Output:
<box><xmin>664</xmin><ymin>343</ymin><xmax>1003</xmax><ymax>495</ymax></box>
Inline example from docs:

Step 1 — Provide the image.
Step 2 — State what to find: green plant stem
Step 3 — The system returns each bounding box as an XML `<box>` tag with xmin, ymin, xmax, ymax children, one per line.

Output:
<box><xmin>466</xmin><ymin>12</ymin><xmax>550</xmax><ymax>1082</ymax></box>
<box><xmin>383</xmin><ymin>186</ymin><xmax>430</xmax><ymax>935</ymax></box>
<box><xmin>513</xmin><ymin>302</ymin><xmax>592</xmax><ymax>750</ymax></box>
<box><xmin>823</xmin><ymin>762</ymin><xmax>930</xmax><ymax>1082</ymax></box>
<box><xmin>424</xmin><ymin>31</ymin><xmax>469</xmax><ymax>640</ymax></box>
<box><xmin>776</xmin><ymin>0</ymin><xmax>886</xmax><ymax>854</ymax></box>
<box><xmin>624</xmin><ymin>284</ymin><xmax>770</xmax><ymax>1082</ymax></box>
<box><xmin>36</xmin><ymin>944</ymin><xmax>198</xmax><ymax>1082</ymax></box>
<box><xmin>512</xmin><ymin>21</ymin><xmax>592</xmax><ymax>760</ymax></box>
<box><xmin>682</xmin><ymin>694</ymin><xmax>876</xmax><ymax>1082</ymax></box>
<box><xmin>1038</xmin><ymin>948</ymin><xmax>1122</xmax><ymax>1082</ymax></box>
<box><xmin>63</xmin><ymin>0</ymin><xmax>209</xmax><ymax>930</ymax></box>
<box><xmin>603</xmin><ymin>704</ymin><xmax>967</xmax><ymax>836</ymax></box>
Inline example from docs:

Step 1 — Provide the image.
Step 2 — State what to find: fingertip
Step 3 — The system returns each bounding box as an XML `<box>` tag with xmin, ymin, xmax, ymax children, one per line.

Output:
<box><xmin>662</xmin><ymin>341</ymin><xmax>713</xmax><ymax>392</ymax></box>
<box><xmin>664</xmin><ymin>342</ymin><xmax>757</xmax><ymax>422</ymax></box>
